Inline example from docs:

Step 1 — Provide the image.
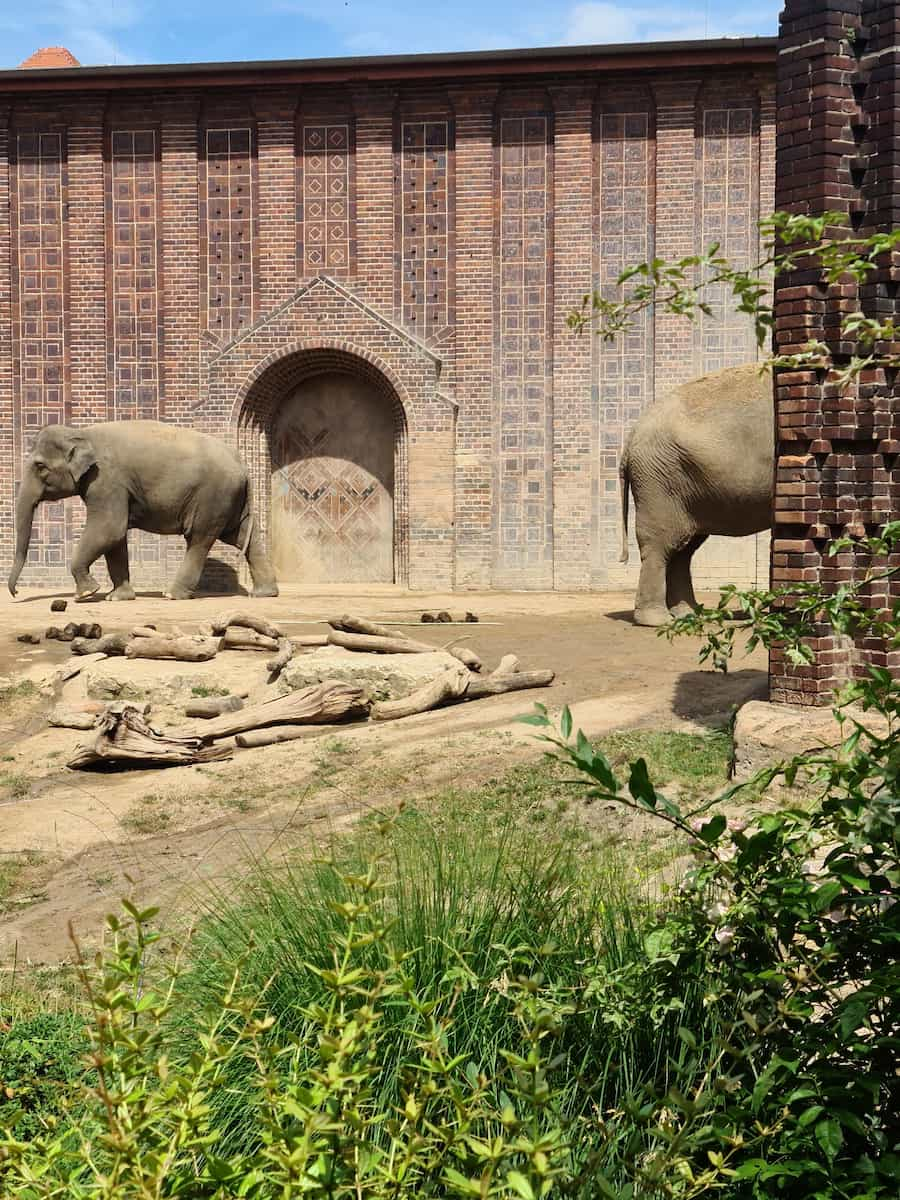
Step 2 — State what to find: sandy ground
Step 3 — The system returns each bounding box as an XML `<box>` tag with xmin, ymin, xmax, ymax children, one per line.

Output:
<box><xmin>0</xmin><ymin>583</ymin><xmax>768</xmax><ymax>965</ymax></box>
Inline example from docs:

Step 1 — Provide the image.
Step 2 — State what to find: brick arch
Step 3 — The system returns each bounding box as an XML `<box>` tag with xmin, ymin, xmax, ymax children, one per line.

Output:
<box><xmin>236</xmin><ymin>345</ymin><xmax>410</xmax><ymax>584</ymax></box>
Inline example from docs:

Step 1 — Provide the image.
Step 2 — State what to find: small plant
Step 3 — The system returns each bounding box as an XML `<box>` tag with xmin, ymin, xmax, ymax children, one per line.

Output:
<box><xmin>190</xmin><ymin>684</ymin><xmax>229</xmax><ymax>698</ymax></box>
<box><xmin>119</xmin><ymin>796</ymin><xmax>172</xmax><ymax>836</ymax></box>
<box><xmin>0</xmin><ymin>773</ymin><xmax>31</xmax><ymax>801</ymax></box>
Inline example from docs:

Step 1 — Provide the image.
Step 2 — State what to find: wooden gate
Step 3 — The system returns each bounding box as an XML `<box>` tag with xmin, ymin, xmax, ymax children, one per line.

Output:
<box><xmin>270</xmin><ymin>372</ymin><xmax>395</xmax><ymax>583</ymax></box>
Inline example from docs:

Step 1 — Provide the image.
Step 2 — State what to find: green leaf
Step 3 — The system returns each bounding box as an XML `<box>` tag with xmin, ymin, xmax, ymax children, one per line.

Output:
<box><xmin>798</xmin><ymin>1105</ymin><xmax>825</xmax><ymax>1128</ymax></box>
<box><xmin>696</xmin><ymin>814</ymin><xmax>726</xmax><ymax>844</ymax></box>
<box><xmin>815</xmin><ymin>1117</ymin><xmax>843</xmax><ymax>1161</ymax></box>
<box><xmin>506</xmin><ymin>1171</ymin><xmax>536</xmax><ymax>1200</ymax></box>
<box><xmin>560</xmin><ymin>705</ymin><xmax>572</xmax><ymax>740</ymax></box>
<box><xmin>628</xmin><ymin>759</ymin><xmax>657</xmax><ymax>809</ymax></box>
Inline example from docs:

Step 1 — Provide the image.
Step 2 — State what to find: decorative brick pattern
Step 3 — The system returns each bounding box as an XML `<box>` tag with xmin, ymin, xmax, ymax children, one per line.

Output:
<box><xmin>299</xmin><ymin>123</ymin><xmax>352</xmax><ymax>275</ymax></box>
<box><xmin>203</xmin><ymin>127</ymin><xmax>254</xmax><ymax>337</ymax></box>
<box><xmin>773</xmin><ymin>0</ymin><xmax>900</xmax><ymax>703</ymax></box>
<box><xmin>495</xmin><ymin>114</ymin><xmax>553</xmax><ymax>585</ymax></box>
<box><xmin>0</xmin><ymin>52</ymin><xmax>778</xmax><ymax>593</ymax></box>
<box><xmin>13</xmin><ymin>130</ymin><xmax>67</xmax><ymax>570</ymax></box>
<box><xmin>594</xmin><ymin>106</ymin><xmax>654</xmax><ymax>579</ymax></box>
<box><xmin>697</xmin><ymin>106</ymin><xmax>757</xmax><ymax>373</ymax></box>
<box><xmin>109</xmin><ymin>130</ymin><xmax>160</xmax><ymax>420</ymax></box>
<box><xmin>399</xmin><ymin>120</ymin><xmax>450</xmax><ymax>334</ymax></box>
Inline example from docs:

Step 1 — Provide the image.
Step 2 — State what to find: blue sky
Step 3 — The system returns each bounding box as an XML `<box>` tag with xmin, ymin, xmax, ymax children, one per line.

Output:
<box><xmin>1</xmin><ymin>1</ymin><xmax>781</xmax><ymax>68</ymax></box>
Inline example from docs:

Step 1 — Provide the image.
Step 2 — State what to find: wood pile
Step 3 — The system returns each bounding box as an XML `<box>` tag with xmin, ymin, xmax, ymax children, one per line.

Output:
<box><xmin>42</xmin><ymin>609</ymin><xmax>554</xmax><ymax>769</ymax></box>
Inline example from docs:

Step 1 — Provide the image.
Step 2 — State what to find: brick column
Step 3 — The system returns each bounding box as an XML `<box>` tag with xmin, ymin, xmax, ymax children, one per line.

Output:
<box><xmin>353</xmin><ymin>87</ymin><xmax>396</xmax><ymax>315</ymax></box>
<box><xmin>651</xmin><ymin>80</ymin><xmax>700</xmax><ymax>394</ymax></box>
<box><xmin>67</xmin><ymin>101</ymin><xmax>107</xmax><ymax>426</ymax></box>
<box><xmin>550</xmin><ymin>85</ymin><xmax>594</xmax><ymax>590</ymax></box>
<box><xmin>773</xmin><ymin>0</ymin><xmax>900</xmax><ymax>703</ymax></box>
<box><xmin>159</xmin><ymin>99</ymin><xmax>201</xmax><ymax>427</ymax></box>
<box><xmin>0</xmin><ymin>104</ymin><xmax>12</xmax><ymax>573</ymax></box>
<box><xmin>254</xmin><ymin>90</ymin><xmax>298</xmax><ymax>312</ymax></box>
<box><xmin>450</xmin><ymin>85</ymin><xmax>497</xmax><ymax>589</ymax></box>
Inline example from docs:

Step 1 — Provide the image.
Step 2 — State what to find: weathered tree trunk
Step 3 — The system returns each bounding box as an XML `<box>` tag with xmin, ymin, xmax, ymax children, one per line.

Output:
<box><xmin>183</xmin><ymin>695</ymin><xmax>245</xmax><ymax>719</ymax></box>
<box><xmin>291</xmin><ymin>634</ymin><xmax>329</xmax><ymax>648</ymax></box>
<box><xmin>210</xmin><ymin>611</ymin><xmax>283</xmax><ymax>640</ymax></box>
<box><xmin>464</xmin><ymin>670</ymin><xmax>554</xmax><ymax>698</ymax></box>
<box><xmin>172</xmin><ymin>681</ymin><xmax>369</xmax><ymax>740</ymax></box>
<box><xmin>68</xmin><ymin>703</ymin><xmax>232</xmax><ymax>769</ymax></box>
<box><xmin>125</xmin><ymin>636</ymin><xmax>219</xmax><ymax>662</ymax></box>
<box><xmin>327</xmin><ymin>629</ymin><xmax>435</xmax><ymax>655</ymax></box>
<box><xmin>235</xmin><ymin>723</ymin><xmax>342</xmax><ymax>748</ymax></box>
<box><xmin>492</xmin><ymin>655</ymin><xmax>520</xmax><ymax>677</ymax></box>
<box><xmin>130</xmin><ymin>625</ymin><xmax>158</xmax><ymax>638</ymax></box>
<box><xmin>447</xmin><ymin>645</ymin><xmax>482</xmax><ymax>672</ymax></box>
<box><xmin>266</xmin><ymin>637</ymin><xmax>294</xmax><ymax>674</ymax></box>
<box><xmin>329</xmin><ymin>615</ymin><xmax>410</xmax><ymax>640</ymax></box>
<box><xmin>370</xmin><ymin>666</ymin><xmax>470</xmax><ymax>721</ymax></box>
<box><xmin>222</xmin><ymin>627</ymin><xmax>279</xmax><ymax>652</ymax></box>
<box><xmin>71</xmin><ymin>632</ymin><xmax>130</xmax><ymax>656</ymax></box>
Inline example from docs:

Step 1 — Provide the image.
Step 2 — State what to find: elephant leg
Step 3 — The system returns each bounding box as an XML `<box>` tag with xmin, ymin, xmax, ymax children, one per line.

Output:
<box><xmin>104</xmin><ymin>538</ymin><xmax>135</xmax><ymax>602</ymax></box>
<box><xmin>666</xmin><ymin>534</ymin><xmax>707</xmax><ymax>619</ymax></box>
<box><xmin>244</xmin><ymin>524</ymin><xmax>278</xmax><ymax>598</ymax></box>
<box><xmin>166</xmin><ymin>534</ymin><xmax>217</xmax><ymax>600</ymax></box>
<box><xmin>633</xmin><ymin>543</ymin><xmax>671</xmax><ymax>627</ymax></box>
<box><xmin>71</xmin><ymin>515</ymin><xmax>124</xmax><ymax>601</ymax></box>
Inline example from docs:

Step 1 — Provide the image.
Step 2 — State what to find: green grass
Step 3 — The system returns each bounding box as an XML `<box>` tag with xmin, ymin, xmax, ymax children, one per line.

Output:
<box><xmin>0</xmin><ymin>850</ymin><xmax>44</xmax><ymax>910</ymax></box>
<box><xmin>119</xmin><ymin>796</ymin><xmax>173</xmax><ymax>836</ymax></box>
<box><xmin>597</xmin><ymin>727</ymin><xmax>732</xmax><ymax>802</ymax></box>
<box><xmin>190</xmin><ymin>685</ymin><xmax>230</xmax><ymax>698</ymax></box>
<box><xmin>0</xmin><ymin>681</ymin><xmax>37</xmax><ymax>715</ymax></box>
<box><xmin>0</xmin><ymin>772</ymin><xmax>31</xmax><ymax>802</ymax></box>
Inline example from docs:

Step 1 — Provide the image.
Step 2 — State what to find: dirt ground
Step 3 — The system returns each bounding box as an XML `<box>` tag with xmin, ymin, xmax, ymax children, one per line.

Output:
<box><xmin>0</xmin><ymin>583</ymin><xmax>768</xmax><ymax>965</ymax></box>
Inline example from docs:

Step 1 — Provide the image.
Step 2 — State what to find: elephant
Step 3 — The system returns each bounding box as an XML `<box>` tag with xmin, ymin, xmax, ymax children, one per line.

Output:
<box><xmin>7</xmin><ymin>421</ymin><xmax>279</xmax><ymax>602</ymax></box>
<box><xmin>619</xmin><ymin>363</ymin><xmax>773</xmax><ymax>627</ymax></box>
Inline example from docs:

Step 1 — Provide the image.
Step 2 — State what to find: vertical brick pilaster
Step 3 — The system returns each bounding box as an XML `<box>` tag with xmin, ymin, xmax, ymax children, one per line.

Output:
<box><xmin>254</xmin><ymin>90</ymin><xmax>297</xmax><ymax>311</ymax></box>
<box><xmin>67</xmin><ymin>103</ymin><xmax>106</xmax><ymax>426</ymax></box>
<box><xmin>652</xmin><ymin>80</ymin><xmax>700</xmax><ymax>394</ymax></box>
<box><xmin>159</xmin><ymin>101</ymin><xmax>200</xmax><ymax>428</ymax></box>
<box><xmin>550</xmin><ymin>86</ymin><xmax>593</xmax><ymax>590</ymax></box>
<box><xmin>0</xmin><ymin>104</ymin><xmax>12</xmax><ymax>572</ymax></box>
<box><xmin>353</xmin><ymin>87</ymin><xmax>396</xmax><ymax>315</ymax></box>
<box><xmin>773</xmin><ymin>0</ymin><xmax>900</xmax><ymax>703</ymax></box>
<box><xmin>449</xmin><ymin>86</ymin><xmax>497</xmax><ymax>589</ymax></box>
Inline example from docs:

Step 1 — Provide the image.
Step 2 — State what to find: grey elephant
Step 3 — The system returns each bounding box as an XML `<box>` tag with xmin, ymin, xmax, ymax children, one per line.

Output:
<box><xmin>8</xmin><ymin>421</ymin><xmax>278</xmax><ymax>602</ymax></box>
<box><xmin>620</xmin><ymin>363</ymin><xmax>773</xmax><ymax>627</ymax></box>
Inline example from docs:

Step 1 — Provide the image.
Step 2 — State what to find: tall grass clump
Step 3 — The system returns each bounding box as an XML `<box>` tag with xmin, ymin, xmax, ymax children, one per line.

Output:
<box><xmin>167</xmin><ymin>795</ymin><xmax>715</xmax><ymax>1175</ymax></box>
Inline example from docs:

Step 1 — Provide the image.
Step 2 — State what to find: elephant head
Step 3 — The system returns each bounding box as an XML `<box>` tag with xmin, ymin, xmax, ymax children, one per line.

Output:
<box><xmin>8</xmin><ymin>426</ymin><xmax>97</xmax><ymax>596</ymax></box>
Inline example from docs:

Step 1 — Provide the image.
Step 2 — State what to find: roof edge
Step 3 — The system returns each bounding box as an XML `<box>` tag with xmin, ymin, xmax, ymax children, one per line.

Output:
<box><xmin>0</xmin><ymin>36</ymin><xmax>777</xmax><ymax>91</ymax></box>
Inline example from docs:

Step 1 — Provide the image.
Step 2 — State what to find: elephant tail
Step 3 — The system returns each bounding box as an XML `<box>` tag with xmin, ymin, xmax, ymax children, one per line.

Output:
<box><xmin>619</xmin><ymin>447</ymin><xmax>631</xmax><ymax>564</ymax></box>
<box><xmin>240</xmin><ymin>511</ymin><xmax>254</xmax><ymax>557</ymax></box>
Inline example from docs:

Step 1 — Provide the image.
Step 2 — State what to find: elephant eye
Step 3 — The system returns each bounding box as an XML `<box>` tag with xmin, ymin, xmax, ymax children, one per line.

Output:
<box><xmin>33</xmin><ymin>460</ymin><xmax>48</xmax><ymax>473</ymax></box>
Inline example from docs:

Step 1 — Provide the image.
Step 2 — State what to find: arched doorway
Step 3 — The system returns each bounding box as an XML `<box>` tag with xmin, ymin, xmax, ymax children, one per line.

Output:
<box><xmin>234</xmin><ymin>346</ymin><xmax>410</xmax><ymax>586</ymax></box>
<box><xmin>270</xmin><ymin>372</ymin><xmax>395</xmax><ymax>583</ymax></box>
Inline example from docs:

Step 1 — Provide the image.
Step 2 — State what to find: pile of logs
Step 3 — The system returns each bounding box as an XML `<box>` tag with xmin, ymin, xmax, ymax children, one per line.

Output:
<box><xmin>42</xmin><ymin>608</ymin><xmax>555</xmax><ymax>769</ymax></box>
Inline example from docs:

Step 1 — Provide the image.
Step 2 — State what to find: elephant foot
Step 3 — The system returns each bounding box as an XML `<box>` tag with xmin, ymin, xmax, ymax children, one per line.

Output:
<box><xmin>73</xmin><ymin>580</ymin><xmax>102</xmax><ymax>603</ymax></box>
<box><xmin>164</xmin><ymin>587</ymin><xmax>195</xmax><ymax>600</ymax></box>
<box><xmin>107</xmin><ymin>583</ymin><xmax>136</xmax><ymax>602</ymax></box>
<box><xmin>252</xmin><ymin>583</ymin><xmax>279</xmax><ymax>598</ymax></box>
<box><xmin>668</xmin><ymin>601</ymin><xmax>697</xmax><ymax>620</ymax></box>
<box><xmin>633</xmin><ymin>605</ymin><xmax>673</xmax><ymax>628</ymax></box>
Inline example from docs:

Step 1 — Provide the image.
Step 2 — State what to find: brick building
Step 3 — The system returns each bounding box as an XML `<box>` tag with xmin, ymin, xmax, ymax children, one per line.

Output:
<box><xmin>0</xmin><ymin>37</ymin><xmax>775</xmax><ymax>593</ymax></box>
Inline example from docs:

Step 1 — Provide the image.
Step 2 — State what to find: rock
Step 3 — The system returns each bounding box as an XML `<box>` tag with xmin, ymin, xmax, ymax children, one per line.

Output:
<box><xmin>465</xmin><ymin>612</ymin><xmax>479</xmax><ymax>623</ymax></box>
<box><xmin>420</xmin><ymin>612</ymin><xmax>435</xmax><ymax>623</ymax></box>
<box><xmin>732</xmin><ymin>699</ymin><xmax>890</xmax><ymax>781</ymax></box>
<box><xmin>16</xmin><ymin>632</ymin><xmax>41</xmax><ymax>644</ymax></box>
<box><xmin>83</xmin><ymin>652</ymin><xmax>273</xmax><ymax>711</ymax></box>
<box><xmin>279</xmin><ymin>645</ymin><xmax>464</xmax><ymax>701</ymax></box>
<box><xmin>436</xmin><ymin>611</ymin><xmax>452</xmax><ymax>623</ymax></box>
<box><xmin>50</xmin><ymin>599</ymin><xmax>68</xmax><ymax>612</ymax></box>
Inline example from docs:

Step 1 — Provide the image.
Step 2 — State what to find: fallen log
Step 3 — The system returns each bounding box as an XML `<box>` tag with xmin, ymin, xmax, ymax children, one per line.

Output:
<box><xmin>222</xmin><ymin>627</ymin><xmax>279</xmax><ymax>652</ymax></box>
<box><xmin>465</xmin><ymin>670</ymin><xmax>554</xmax><ymax>699</ymax></box>
<box><xmin>125</xmin><ymin>635</ymin><xmax>219</xmax><ymax>662</ymax></box>
<box><xmin>130</xmin><ymin>625</ymin><xmax>158</xmax><ymax>638</ymax></box>
<box><xmin>327</xmin><ymin>629</ymin><xmax>436</xmax><ymax>655</ymax></box>
<box><xmin>68</xmin><ymin>703</ymin><xmax>231</xmax><ymax>769</ymax></box>
<box><xmin>370</xmin><ymin>665</ymin><xmax>470</xmax><ymax>721</ymax></box>
<box><xmin>291</xmin><ymin>634</ymin><xmax>329</xmax><ymax>648</ymax></box>
<box><xmin>266</xmin><ymin>637</ymin><xmax>294</xmax><ymax>675</ymax></box>
<box><xmin>184</xmin><ymin>695</ymin><xmax>245</xmax><ymax>719</ymax></box>
<box><xmin>210</xmin><ymin>611</ymin><xmax>283</xmax><ymax>640</ymax></box>
<box><xmin>49</xmin><ymin>704</ymin><xmax>103</xmax><ymax>730</ymax></box>
<box><xmin>236</xmin><ymin>723</ymin><xmax>340</xmax><ymax>748</ymax></box>
<box><xmin>492</xmin><ymin>654</ymin><xmax>521</xmax><ymax>677</ymax></box>
<box><xmin>71</xmin><ymin>632</ymin><xmax>130</xmax><ymax>656</ymax></box>
<box><xmin>171</xmin><ymin>681</ymin><xmax>369</xmax><ymax>740</ymax></box>
<box><xmin>329</xmin><ymin>614</ymin><xmax>410</xmax><ymax>640</ymax></box>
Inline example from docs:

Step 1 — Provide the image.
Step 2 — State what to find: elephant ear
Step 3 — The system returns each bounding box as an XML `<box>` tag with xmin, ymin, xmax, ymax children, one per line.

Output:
<box><xmin>67</xmin><ymin>433</ymin><xmax>97</xmax><ymax>482</ymax></box>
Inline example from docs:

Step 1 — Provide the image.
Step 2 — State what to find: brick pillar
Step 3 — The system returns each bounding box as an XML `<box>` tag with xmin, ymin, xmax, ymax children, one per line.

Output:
<box><xmin>0</xmin><ymin>104</ymin><xmax>12</xmax><ymax>575</ymax></box>
<box><xmin>353</xmin><ymin>87</ymin><xmax>396</xmax><ymax>315</ymax></box>
<box><xmin>254</xmin><ymin>90</ymin><xmax>298</xmax><ymax>312</ymax></box>
<box><xmin>773</xmin><ymin>0</ymin><xmax>900</xmax><ymax>703</ymax></box>
<box><xmin>550</xmin><ymin>85</ymin><xmax>594</xmax><ymax>590</ymax></box>
<box><xmin>450</xmin><ymin>85</ymin><xmax>497</xmax><ymax>589</ymax></box>
<box><xmin>651</xmin><ymin>80</ymin><xmax>701</xmax><ymax>394</ymax></box>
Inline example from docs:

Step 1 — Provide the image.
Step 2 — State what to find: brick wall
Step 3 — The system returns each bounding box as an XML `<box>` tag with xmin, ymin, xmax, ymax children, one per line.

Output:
<box><xmin>0</xmin><ymin>54</ymin><xmax>774</xmax><ymax>593</ymax></box>
<box><xmin>773</xmin><ymin>1</ymin><xmax>900</xmax><ymax>703</ymax></box>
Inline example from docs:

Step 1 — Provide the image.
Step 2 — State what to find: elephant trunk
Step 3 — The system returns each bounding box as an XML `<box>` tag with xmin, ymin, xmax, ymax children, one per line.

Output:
<box><xmin>8</xmin><ymin>474</ymin><xmax>41</xmax><ymax>596</ymax></box>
